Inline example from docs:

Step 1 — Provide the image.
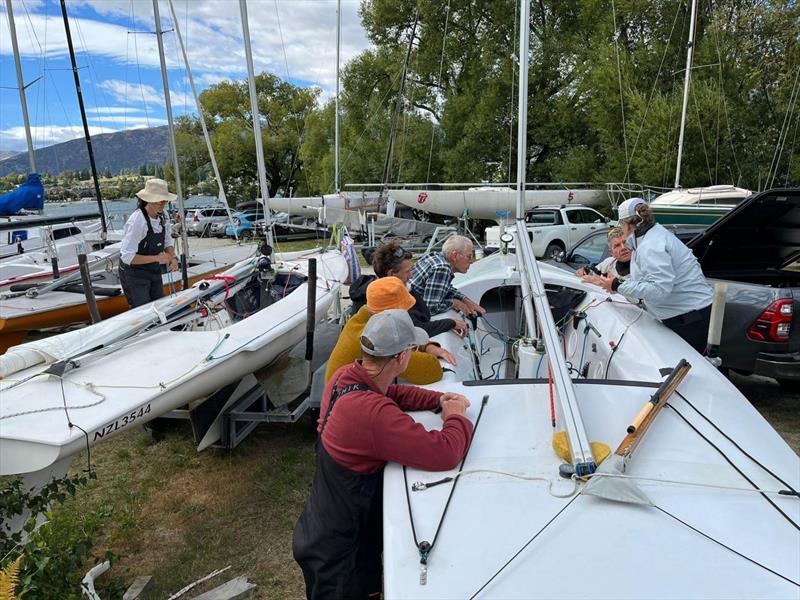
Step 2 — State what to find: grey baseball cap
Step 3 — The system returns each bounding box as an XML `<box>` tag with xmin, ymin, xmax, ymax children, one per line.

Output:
<box><xmin>360</xmin><ymin>309</ymin><xmax>429</xmax><ymax>357</ymax></box>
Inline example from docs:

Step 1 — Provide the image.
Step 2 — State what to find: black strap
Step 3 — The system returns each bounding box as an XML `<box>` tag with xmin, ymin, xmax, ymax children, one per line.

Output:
<box><xmin>404</xmin><ymin>394</ymin><xmax>489</xmax><ymax>567</ymax></box>
<box><xmin>319</xmin><ymin>378</ymin><xmax>370</xmax><ymax>435</ymax></box>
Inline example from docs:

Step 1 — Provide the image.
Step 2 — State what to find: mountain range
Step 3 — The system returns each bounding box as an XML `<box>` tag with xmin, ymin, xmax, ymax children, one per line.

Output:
<box><xmin>0</xmin><ymin>126</ymin><xmax>169</xmax><ymax>177</ymax></box>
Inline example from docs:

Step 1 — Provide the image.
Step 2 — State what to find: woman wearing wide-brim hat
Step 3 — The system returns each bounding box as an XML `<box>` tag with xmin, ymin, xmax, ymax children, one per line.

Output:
<box><xmin>119</xmin><ymin>178</ymin><xmax>179</xmax><ymax>308</ymax></box>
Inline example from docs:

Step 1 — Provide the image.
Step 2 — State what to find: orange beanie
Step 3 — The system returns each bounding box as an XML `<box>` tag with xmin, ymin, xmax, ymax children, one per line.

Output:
<box><xmin>366</xmin><ymin>276</ymin><xmax>416</xmax><ymax>313</ymax></box>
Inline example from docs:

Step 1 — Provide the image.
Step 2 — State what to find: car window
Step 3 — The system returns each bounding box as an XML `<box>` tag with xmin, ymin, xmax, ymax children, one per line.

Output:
<box><xmin>213</xmin><ymin>209</ymin><xmax>229</xmax><ymax>217</ymax></box>
<box><xmin>566</xmin><ymin>232</ymin><xmax>609</xmax><ymax>268</ymax></box>
<box><xmin>577</xmin><ymin>209</ymin><xmax>604</xmax><ymax>224</ymax></box>
<box><xmin>564</xmin><ymin>210</ymin><xmax>581</xmax><ymax>224</ymax></box>
<box><xmin>526</xmin><ymin>210</ymin><xmax>560</xmax><ymax>225</ymax></box>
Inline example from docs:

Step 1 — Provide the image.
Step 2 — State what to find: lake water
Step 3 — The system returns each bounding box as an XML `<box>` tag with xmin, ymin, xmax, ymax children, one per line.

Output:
<box><xmin>43</xmin><ymin>196</ymin><xmax>220</xmax><ymax>227</ymax></box>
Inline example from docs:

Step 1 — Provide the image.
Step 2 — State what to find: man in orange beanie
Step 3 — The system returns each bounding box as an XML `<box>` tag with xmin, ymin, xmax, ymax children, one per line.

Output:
<box><xmin>324</xmin><ymin>277</ymin><xmax>456</xmax><ymax>384</ymax></box>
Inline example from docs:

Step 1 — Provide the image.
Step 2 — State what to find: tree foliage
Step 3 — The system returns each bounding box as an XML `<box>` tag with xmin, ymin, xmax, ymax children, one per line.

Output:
<box><xmin>172</xmin><ymin>74</ymin><xmax>319</xmax><ymax>205</ymax></box>
<box><xmin>173</xmin><ymin>1</ymin><xmax>799</xmax><ymax>197</ymax></box>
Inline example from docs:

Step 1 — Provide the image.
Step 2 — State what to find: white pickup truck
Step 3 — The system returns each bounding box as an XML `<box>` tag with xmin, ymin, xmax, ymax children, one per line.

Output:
<box><xmin>485</xmin><ymin>205</ymin><xmax>612</xmax><ymax>259</ymax></box>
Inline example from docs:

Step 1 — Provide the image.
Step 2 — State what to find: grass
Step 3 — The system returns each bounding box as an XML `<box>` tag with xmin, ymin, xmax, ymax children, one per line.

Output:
<box><xmin>57</xmin><ymin>418</ymin><xmax>319</xmax><ymax>598</ymax></box>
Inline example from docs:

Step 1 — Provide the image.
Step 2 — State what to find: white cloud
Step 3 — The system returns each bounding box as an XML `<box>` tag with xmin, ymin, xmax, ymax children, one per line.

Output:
<box><xmin>86</xmin><ymin>106</ymin><xmax>145</xmax><ymax>115</ymax></box>
<box><xmin>0</xmin><ymin>0</ymin><xmax>371</xmax><ymax>96</ymax></box>
<box><xmin>0</xmin><ymin>124</ymin><xmax>117</xmax><ymax>151</ymax></box>
<box><xmin>98</xmin><ymin>79</ymin><xmax>164</xmax><ymax>106</ymax></box>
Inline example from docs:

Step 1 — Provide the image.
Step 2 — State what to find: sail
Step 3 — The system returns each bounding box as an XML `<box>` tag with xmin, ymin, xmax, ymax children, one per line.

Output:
<box><xmin>0</xmin><ymin>173</ymin><xmax>44</xmax><ymax>215</ymax></box>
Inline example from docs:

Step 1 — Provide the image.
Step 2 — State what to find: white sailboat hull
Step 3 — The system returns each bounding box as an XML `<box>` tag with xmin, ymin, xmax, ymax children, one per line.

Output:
<box><xmin>390</xmin><ymin>187</ymin><xmax>608</xmax><ymax>220</ymax></box>
<box><xmin>382</xmin><ymin>252</ymin><xmax>800</xmax><ymax>599</ymax></box>
<box><xmin>0</xmin><ymin>250</ymin><xmax>347</xmax><ymax>475</ymax></box>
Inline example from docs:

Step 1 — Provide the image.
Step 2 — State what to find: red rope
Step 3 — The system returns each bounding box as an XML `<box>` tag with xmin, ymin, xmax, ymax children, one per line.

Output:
<box><xmin>207</xmin><ymin>275</ymin><xmax>236</xmax><ymax>299</ymax></box>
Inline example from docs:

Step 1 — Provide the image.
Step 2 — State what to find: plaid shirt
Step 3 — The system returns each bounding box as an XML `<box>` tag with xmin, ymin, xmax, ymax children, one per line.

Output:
<box><xmin>409</xmin><ymin>252</ymin><xmax>466</xmax><ymax>315</ymax></box>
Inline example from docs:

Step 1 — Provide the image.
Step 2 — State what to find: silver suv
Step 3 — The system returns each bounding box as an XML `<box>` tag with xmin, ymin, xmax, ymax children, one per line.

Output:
<box><xmin>186</xmin><ymin>207</ymin><xmax>232</xmax><ymax>237</ymax></box>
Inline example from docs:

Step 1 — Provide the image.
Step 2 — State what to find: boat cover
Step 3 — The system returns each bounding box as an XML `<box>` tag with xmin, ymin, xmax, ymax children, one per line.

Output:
<box><xmin>0</xmin><ymin>173</ymin><xmax>45</xmax><ymax>215</ymax></box>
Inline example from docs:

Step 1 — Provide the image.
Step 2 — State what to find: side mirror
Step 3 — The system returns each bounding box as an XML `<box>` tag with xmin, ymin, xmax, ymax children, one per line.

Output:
<box><xmin>604</xmin><ymin>216</ymin><xmax>611</xmax><ymax>224</ymax></box>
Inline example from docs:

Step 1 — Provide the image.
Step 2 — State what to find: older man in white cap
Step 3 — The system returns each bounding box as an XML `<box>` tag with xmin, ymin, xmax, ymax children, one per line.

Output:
<box><xmin>293</xmin><ymin>309</ymin><xmax>473</xmax><ymax>600</ymax></box>
<box><xmin>583</xmin><ymin>197</ymin><xmax>713</xmax><ymax>352</ymax></box>
<box><xmin>119</xmin><ymin>178</ymin><xmax>179</xmax><ymax>307</ymax></box>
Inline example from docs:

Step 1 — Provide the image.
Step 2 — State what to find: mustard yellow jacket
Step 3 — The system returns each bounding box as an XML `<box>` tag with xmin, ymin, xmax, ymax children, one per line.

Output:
<box><xmin>324</xmin><ymin>307</ymin><xmax>444</xmax><ymax>385</ymax></box>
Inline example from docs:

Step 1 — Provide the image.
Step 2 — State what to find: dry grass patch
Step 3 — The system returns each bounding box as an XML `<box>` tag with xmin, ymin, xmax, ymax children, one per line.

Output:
<box><xmin>60</xmin><ymin>418</ymin><xmax>318</xmax><ymax>599</ymax></box>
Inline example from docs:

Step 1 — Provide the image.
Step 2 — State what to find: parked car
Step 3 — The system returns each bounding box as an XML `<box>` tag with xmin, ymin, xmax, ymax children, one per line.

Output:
<box><xmin>485</xmin><ymin>205</ymin><xmax>611</xmax><ymax>259</ymax></box>
<box><xmin>225</xmin><ymin>210</ymin><xmax>264</xmax><ymax>238</ymax></box>
<box><xmin>550</xmin><ymin>190</ymin><xmax>799</xmax><ymax>389</ymax></box>
<box><xmin>209</xmin><ymin>220</ymin><xmax>228</xmax><ymax>237</ymax></box>
<box><xmin>186</xmin><ymin>207</ymin><xmax>232</xmax><ymax>237</ymax></box>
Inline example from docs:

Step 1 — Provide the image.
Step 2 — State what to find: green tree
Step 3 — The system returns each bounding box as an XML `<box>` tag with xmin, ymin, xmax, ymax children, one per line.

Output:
<box><xmin>173</xmin><ymin>73</ymin><xmax>319</xmax><ymax>204</ymax></box>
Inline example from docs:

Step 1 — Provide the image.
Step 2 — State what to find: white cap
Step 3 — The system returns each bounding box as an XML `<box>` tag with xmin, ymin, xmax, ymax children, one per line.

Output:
<box><xmin>360</xmin><ymin>310</ymin><xmax>428</xmax><ymax>357</ymax></box>
<box><xmin>617</xmin><ymin>197</ymin><xmax>646</xmax><ymax>220</ymax></box>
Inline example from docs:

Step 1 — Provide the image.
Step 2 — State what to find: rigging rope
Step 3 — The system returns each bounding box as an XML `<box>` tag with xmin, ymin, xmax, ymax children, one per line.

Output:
<box><xmin>622</xmin><ymin>3</ymin><xmax>683</xmax><ymax>186</ymax></box>
<box><xmin>654</xmin><ymin>505</ymin><xmax>799</xmax><ymax>587</ymax></box>
<box><xmin>468</xmin><ymin>494</ymin><xmax>581</xmax><ymax>599</ymax></box>
<box><xmin>403</xmin><ymin>395</ymin><xmax>489</xmax><ymax>580</ymax></box>
<box><xmin>610</xmin><ymin>0</ymin><xmax>629</xmax><ymax>166</ymax></box>
<box><xmin>666</xmin><ymin>401</ymin><xmax>799</xmax><ymax>531</ymax></box>
<box><xmin>425</xmin><ymin>0</ymin><xmax>452</xmax><ymax>185</ymax></box>
<box><xmin>767</xmin><ymin>63</ymin><xmax>800</xmax><ymax>189</ymax></box>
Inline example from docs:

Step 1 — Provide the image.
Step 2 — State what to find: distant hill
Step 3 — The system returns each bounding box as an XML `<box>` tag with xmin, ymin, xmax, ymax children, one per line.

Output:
<box><xmin>0</xmin><ymin>151</ymin><xmax>18</xmax><ymax>161</ymax></box>
<box><xmin>0</xmin><ymin>126</ymin><xmax>169</xmax><ymax>177</ymax></box>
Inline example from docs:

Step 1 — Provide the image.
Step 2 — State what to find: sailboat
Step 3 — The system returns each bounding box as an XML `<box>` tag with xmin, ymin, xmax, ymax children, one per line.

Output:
<box><xmin>0</xmin><ymin>247</ymin><xmax>347</xmax><ymax>476</ymax></box>
<box><xmin>380</xmin><ymin>2</ymin><xmax>799</xmax><ymax>597</ymax></box>
<box><xmin>0</xmin><ymin>0</ymin><xmax>108</xmax><ymax>269</ymax></box>
<box><xmin>649</xmin><ymin>0</ymin><xmax>751</xmax><ymax>225</ymax></box>
<box><xmin>0</xmin><ymin>1</ymin><xmax>263</xmax><ymax>351</ymax></box>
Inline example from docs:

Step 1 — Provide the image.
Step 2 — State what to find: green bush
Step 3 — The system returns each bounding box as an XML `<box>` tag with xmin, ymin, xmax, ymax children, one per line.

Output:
<box><xmin>0</xmin><ymin>473</ymin><xmax>125</xmax><ymax>599</ymax></box>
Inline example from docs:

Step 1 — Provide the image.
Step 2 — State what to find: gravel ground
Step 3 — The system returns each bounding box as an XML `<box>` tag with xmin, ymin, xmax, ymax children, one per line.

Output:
<box><xmin>728</xmin><ymin>373</ymin><xmax>799</xmax><ymax>453</ymax></box>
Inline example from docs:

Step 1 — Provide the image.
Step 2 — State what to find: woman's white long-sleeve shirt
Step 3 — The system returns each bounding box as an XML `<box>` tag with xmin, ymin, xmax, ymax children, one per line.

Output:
<box><xmin>120</xmin><ymin>209</ymin><xmax>173</xmax><ymax>265</ymax></box>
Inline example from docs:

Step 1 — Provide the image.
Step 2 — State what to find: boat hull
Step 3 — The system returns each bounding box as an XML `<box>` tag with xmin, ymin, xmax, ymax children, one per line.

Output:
<box><xmin>390</xmin><ymin>188</ymin><xmax>608</xmax><ymax>220</ymax></box>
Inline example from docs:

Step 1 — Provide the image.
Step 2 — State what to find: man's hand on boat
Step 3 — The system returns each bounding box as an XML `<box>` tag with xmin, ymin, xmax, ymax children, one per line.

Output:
<box><xmin>581</xmin><ymin>273</ymin><xmax>615</xmax><ymax>292</ymax></box>
<box><xmin>452</xmin><ymin>318</ymin><xmax>468</xmax><ymax>337</ymax></box>
<box><xmin>424</xmin><ymin>343</ymin><xmax>457</xmax><ymax>366</ymax></box>
<box><xmin>439</xmin><ymin>392</ymin><xmax>470</xmax><ymax>419</ymax></box>
<box><xmin>453</xmin><ymin>298</ymin><xmax>487</xmax><ymax>317</ymax></box>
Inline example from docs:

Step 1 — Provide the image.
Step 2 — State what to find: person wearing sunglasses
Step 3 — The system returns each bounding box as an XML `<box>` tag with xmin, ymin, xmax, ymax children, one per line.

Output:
<box><xmin>576</xmin><ymin>226</ymin><xmax>631</xmax><ymax>280</ymax></box>
<box><xmin>408</xmin><ymin>234</ymin><xmax>486</xmax><ymax>317</ymax></box>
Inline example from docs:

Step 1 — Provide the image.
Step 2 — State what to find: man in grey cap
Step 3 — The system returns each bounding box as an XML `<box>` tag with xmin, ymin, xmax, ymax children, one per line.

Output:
<box><xmin>293</xmin><ymin>310</ymin><xmax>473</xmax><ymax>599</ymax></box>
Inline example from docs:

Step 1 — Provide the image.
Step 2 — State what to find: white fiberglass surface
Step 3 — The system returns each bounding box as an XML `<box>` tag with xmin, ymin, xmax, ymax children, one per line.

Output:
<box><xmin>383</xmin><ymin>381</ymin><xmax>800</xmax><ymax>599</ymax></box>
<box><xmin>384</xmin><ymin>253</ymin><xmax>799</xmax><ymax>599</ymax></box>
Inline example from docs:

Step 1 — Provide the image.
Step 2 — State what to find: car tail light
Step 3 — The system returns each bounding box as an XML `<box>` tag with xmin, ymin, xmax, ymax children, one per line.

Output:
<box><xmin>747</xmin><ymin>299</ymin><xmax>793</xmax><ymax>343</ymax></box>
<box><xmin>193</xmin><ymin>214</ymin><xmax>199</xmax><ymax>221</ymax></box>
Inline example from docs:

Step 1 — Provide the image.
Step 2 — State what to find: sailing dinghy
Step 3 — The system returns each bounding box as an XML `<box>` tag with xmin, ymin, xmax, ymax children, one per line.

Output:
<box><xmin>0</xmin><ymin>247</ymin><xmax>347</xmax><ymax>476</ymax></box>
<box><xmin>382</xmin><ymin>2</ymin><xmax>798</xmax><ymax>597</ymax></box>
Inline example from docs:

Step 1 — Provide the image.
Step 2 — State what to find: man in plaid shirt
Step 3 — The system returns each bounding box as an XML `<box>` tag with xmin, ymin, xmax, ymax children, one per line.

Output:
<box><xmin>409</xmin><ymin>235</ymin><xmax>486</xmax><ymax>316</ymax></box>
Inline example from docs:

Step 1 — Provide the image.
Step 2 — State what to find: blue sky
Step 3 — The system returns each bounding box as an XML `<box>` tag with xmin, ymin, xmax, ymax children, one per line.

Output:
<box><xmin>0</xmin><ymin>0</ymin><xmax>371</xmax><ymax>153</ymax></box>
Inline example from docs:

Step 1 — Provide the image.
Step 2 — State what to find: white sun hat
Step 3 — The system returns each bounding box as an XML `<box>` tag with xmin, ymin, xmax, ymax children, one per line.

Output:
<box><xmin>136</xmin><ymin>178</ymin><xmax>177</xmax><ymax>203</ymax></box>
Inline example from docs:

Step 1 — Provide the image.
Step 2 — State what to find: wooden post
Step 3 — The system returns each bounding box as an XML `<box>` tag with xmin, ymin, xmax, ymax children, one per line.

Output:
<box><xmin>78</xmin><ymin>254</ymin><xmax>101</xmax><ymax>324</ymax></box>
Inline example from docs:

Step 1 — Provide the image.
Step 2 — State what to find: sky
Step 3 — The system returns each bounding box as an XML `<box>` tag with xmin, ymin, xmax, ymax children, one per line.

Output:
<box><xmin>0</xmin><ymin>0</ymin><xmax>372</xmax><ymax>154</ymax></box>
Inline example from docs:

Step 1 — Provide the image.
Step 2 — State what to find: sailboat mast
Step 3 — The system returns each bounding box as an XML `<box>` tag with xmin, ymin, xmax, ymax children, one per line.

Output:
<box><xmin>334</xmin><ymin>0</ymin><xmax>341</xmax><ymax>194</ymax></box>
<box><xmin>515</xmin><ymin>1</ymin><xmax>529</xmax><ymax>220</ymax></box>
<box><xmin>238</xmin><ymin>0</ymin><xmax>273</xmax><ymax>246</ymax></box>
<box><xmin>59</xmin><ymin>0</ymin><xmax>107</xmax><ymax>235</ymax></box>
<box><xmin>5</xmin><ymin>0</ymin><xmax>35</xmax><ymax>173</ymax></box>
<box><xmin>674</xmin><ymin>0</ymin><xmax>698</xmax><ymax>189</ymax></box>
<box><xmin>152</xmin><ymin>0</ymin><xmax>189</xmax><ymax>288</ymax></box>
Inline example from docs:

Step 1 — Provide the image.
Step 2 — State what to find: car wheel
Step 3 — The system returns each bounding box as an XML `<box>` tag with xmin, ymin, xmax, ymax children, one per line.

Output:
<box><xmin>544</xmin><ymin>243</ymin><xmax>565</xmax><ymax>261</ymax></box>
<box><xmin>776</xmin><ymin>378</ymin><xmax>800</xmax><ymax>393</ymax></box>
